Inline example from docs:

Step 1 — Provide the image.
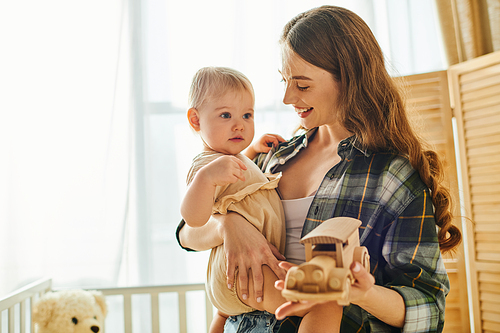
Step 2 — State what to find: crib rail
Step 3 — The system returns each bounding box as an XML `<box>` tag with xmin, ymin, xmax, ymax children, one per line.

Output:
<box><xmin>95</xmin><ymin>283</ymin><xmax>213</xmax><ymax>333</ymax></box>
<box><xmin>0</xmin><ymin>279</ymin><xmax>213</xmax><ymax>333</ymax></box>
<box><xmin>0</xmin><ymin>278</ymin><xmax>52</xmax><ymax>333</ymax></box>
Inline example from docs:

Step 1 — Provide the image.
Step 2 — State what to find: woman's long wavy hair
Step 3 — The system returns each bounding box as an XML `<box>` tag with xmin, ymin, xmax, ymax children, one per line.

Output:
<box><xmin>281</xmin><ymin>5</ymin><xmax>461</xmax><ymax>253</ymax></box>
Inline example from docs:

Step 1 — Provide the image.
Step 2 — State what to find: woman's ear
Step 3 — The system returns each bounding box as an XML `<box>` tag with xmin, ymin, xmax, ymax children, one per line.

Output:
<box><xmin>187</xmin><ymin>108</ymin><xmax>201</xmax><ymax>131</ymax></box>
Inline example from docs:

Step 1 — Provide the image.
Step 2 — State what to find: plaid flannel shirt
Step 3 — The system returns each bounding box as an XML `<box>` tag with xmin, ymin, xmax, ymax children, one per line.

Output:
<box><xmin>255</xmin><ymin>128</ymin><xmax>449</xmax><ymax>333</ymax></box>
<box><xmin>175</xmin><ymin>128</ymin><xmax>449</xmax><ymax>332</ymax></box>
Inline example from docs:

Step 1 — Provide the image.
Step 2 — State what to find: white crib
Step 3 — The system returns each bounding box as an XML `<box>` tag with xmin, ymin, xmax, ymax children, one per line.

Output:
<box><xmin>0</xmin><ymin>278</ymin><xmax>214</xmax><ymax>333</ymax></box>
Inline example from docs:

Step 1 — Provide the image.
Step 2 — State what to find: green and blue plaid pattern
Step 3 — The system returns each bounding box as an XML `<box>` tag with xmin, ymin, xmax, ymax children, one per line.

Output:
<box><xmin>255</xmin><ymin>129</ymin><xmax>449</xmax><ymax>333</ymax></box>
<box><xmin>176</xmin><ymin>128</ymin><xmax>449</xmax><ymax>332</ymax></box>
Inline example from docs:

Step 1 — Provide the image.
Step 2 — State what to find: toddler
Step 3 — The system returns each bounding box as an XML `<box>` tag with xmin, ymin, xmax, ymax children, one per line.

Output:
<box><xmin>181</xmin><ymin>66</ymin><xmax>340</xmax><ymax>333</ymax></box>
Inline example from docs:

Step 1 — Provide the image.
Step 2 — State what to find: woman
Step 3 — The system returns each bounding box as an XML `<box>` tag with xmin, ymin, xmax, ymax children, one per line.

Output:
<box><xmin>177</xmin><ymin>5</ymin><xmax>461</xmax><ymax>332</ymax></box>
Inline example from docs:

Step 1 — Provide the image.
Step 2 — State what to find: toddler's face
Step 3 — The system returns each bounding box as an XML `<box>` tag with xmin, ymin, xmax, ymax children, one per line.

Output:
<box><xmin>197</xmin><ymin>89</ymin><xmax>255</xmax><ymax>155</ymax></box>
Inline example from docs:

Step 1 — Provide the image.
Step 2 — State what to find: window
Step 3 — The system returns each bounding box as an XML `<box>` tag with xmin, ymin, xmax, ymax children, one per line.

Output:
<box><xmin>0</xmin><ymin>0</ymin><xmax>446</xmax><ymax>298</ymax></box>
<box><xmin>130</xmin><ymin>0</ymin><xmax>446</xmax><ymax>288</ymax></box>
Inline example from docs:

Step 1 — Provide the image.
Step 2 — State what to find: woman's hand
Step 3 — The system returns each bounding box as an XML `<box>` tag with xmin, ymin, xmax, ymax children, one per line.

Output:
<box><xmin>274</xmin><ymin>262</ymin><xmax>334</xmax><ymax>319</ymax></box>
<box><xmin>349</xmin><ymin>261</ymin><xmax>405</xmax><ymax>328</ymax></box>
<box><xmin>348</xmin><ymin>261</ymin><xmax>376</xmax><ymax>304</ymax></box>
<box><xmin>274</xmin><ymin>260</ymin><xmax>376</xmax><ymax>320</ymax></box>
<box><xmin>222</xmin><ymin>212</ymin><xmax>286</xmax><ymax>303</ymax></box>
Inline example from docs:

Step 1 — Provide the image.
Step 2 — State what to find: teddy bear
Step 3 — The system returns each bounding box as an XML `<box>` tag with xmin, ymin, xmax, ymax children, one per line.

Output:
<box><xmin>32</xmin><ymin>289</ymin><xmax>107</xmax><ymax>333</ymax></box>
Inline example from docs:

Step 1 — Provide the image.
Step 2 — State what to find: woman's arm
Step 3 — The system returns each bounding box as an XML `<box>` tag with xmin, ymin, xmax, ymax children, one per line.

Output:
<box><xmin>378</xmin><ymin>190</ymin><xmax>449</xmax><ymax>331</ymax></box>
<box><xmin>178</xmin><ymin>215</ymin><xmax>224</xmax><ymax>251</ymax></box>
<box><xmin>274</xmin><ymin>261</ymin><xmax>405</xmax><ymax>328</ymax></box>
<box><xmin>349</xmin><ymin>262</ymin><xmax>405</xmax><ymax>327</ymax></box>
<box><xmin>178</xmin><ymin>212</ymin><xmax>286</xmax><ymax>302</ymax></box>
<box><xmin>275</xmin><ymin>192</ymin><xmax>445</xmax><ymax>330</ymax></box>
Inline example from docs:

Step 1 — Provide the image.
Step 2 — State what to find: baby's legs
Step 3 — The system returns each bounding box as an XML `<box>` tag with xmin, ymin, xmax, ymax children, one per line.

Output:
<box><xmin>299</xmin><ymin>302</ymin><xmax>342</xmax><ymax>333</ymax></box>
<box><xmin>238</xmin><ymin>266</ymin><xmax>342</xmax><ymax>332</ymax></box>
<box><xmin>209</xmin><ymin>311</ymin><xmax>228</xmax><ymax>333</ymax></box>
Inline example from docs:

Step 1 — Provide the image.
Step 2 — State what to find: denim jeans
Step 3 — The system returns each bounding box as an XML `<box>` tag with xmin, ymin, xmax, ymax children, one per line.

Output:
<box><xmin>224</xmin><ymin>311</ymin><xmax>281</xmax><ymax>333</ymax></box>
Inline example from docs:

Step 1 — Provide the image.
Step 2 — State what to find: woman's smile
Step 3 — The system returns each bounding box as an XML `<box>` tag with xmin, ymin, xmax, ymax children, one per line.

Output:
<box><xmin>282</xmin><ymin>52</ymin><xmax>341</xmax><ymax>129</ymax></box>
<box><xmin>295</xmin><ymin>107</ymin><xmax>313</xmax><ymax>118</ymax></box>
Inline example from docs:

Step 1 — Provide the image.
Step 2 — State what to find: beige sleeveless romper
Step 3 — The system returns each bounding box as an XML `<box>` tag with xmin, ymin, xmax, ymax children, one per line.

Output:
<box><xmin>186</xmin><ymin>151</ymin><xmax>285</xmax><ymax>315</ymax></box>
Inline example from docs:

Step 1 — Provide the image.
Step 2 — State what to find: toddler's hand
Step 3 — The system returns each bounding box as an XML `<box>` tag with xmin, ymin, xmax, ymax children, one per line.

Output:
<box><xmin>245</xmin><ymin>133</ymin><xmax>285</xmax><ymax>159</ymax></box>
<box><xmin>202</xmin><ymin>155</ymin><xmax>247</xmax><ymax>187</ymax></box>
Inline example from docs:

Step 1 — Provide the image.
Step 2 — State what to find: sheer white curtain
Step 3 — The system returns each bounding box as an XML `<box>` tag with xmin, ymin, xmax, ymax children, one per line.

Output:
<box><xmin>0</xmin><ymin>0</ymin><xmax>131</xmax><ymax>296</ymax></box>
<box><xmin>0</xmin><ymin>0</ymin><xmax>446</xmax><ymax>299</ymax></box>
<box><xmin>130</xmin><ymin>0</ymin><xmax>447</xmax><ymax>289</ymax></box>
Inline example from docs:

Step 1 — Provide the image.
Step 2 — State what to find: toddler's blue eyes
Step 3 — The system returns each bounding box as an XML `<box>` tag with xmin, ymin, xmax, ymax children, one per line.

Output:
<box><xmin>219</xmin><ymin>113</ymin><xmax>252</xmax><ymax>119</ymax></box>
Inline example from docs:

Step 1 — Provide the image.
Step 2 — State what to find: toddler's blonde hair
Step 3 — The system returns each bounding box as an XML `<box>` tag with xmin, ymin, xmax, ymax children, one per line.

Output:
<box><xmin>188</xmin><ymin>67</ymin><xmax>254</xmax><ymax>109</ymax></box>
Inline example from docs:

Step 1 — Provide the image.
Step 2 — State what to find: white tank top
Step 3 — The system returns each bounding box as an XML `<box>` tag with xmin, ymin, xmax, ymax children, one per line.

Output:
<box><xmin>281</xmin><ymin>196</ymin><xmax>314</xmax><ymax>265</ymax></box>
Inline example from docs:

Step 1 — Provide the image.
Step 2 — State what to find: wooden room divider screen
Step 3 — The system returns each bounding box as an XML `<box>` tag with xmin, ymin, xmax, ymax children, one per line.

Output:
<box><xmin>401</xmin><ymin>50</ymin><xmax>500</xmax><ymax>333</ymax></box>
<box><xmin>449</xmin><ymin>51</ymin><xmax>500</xmax><ymax>333</ymax></box>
